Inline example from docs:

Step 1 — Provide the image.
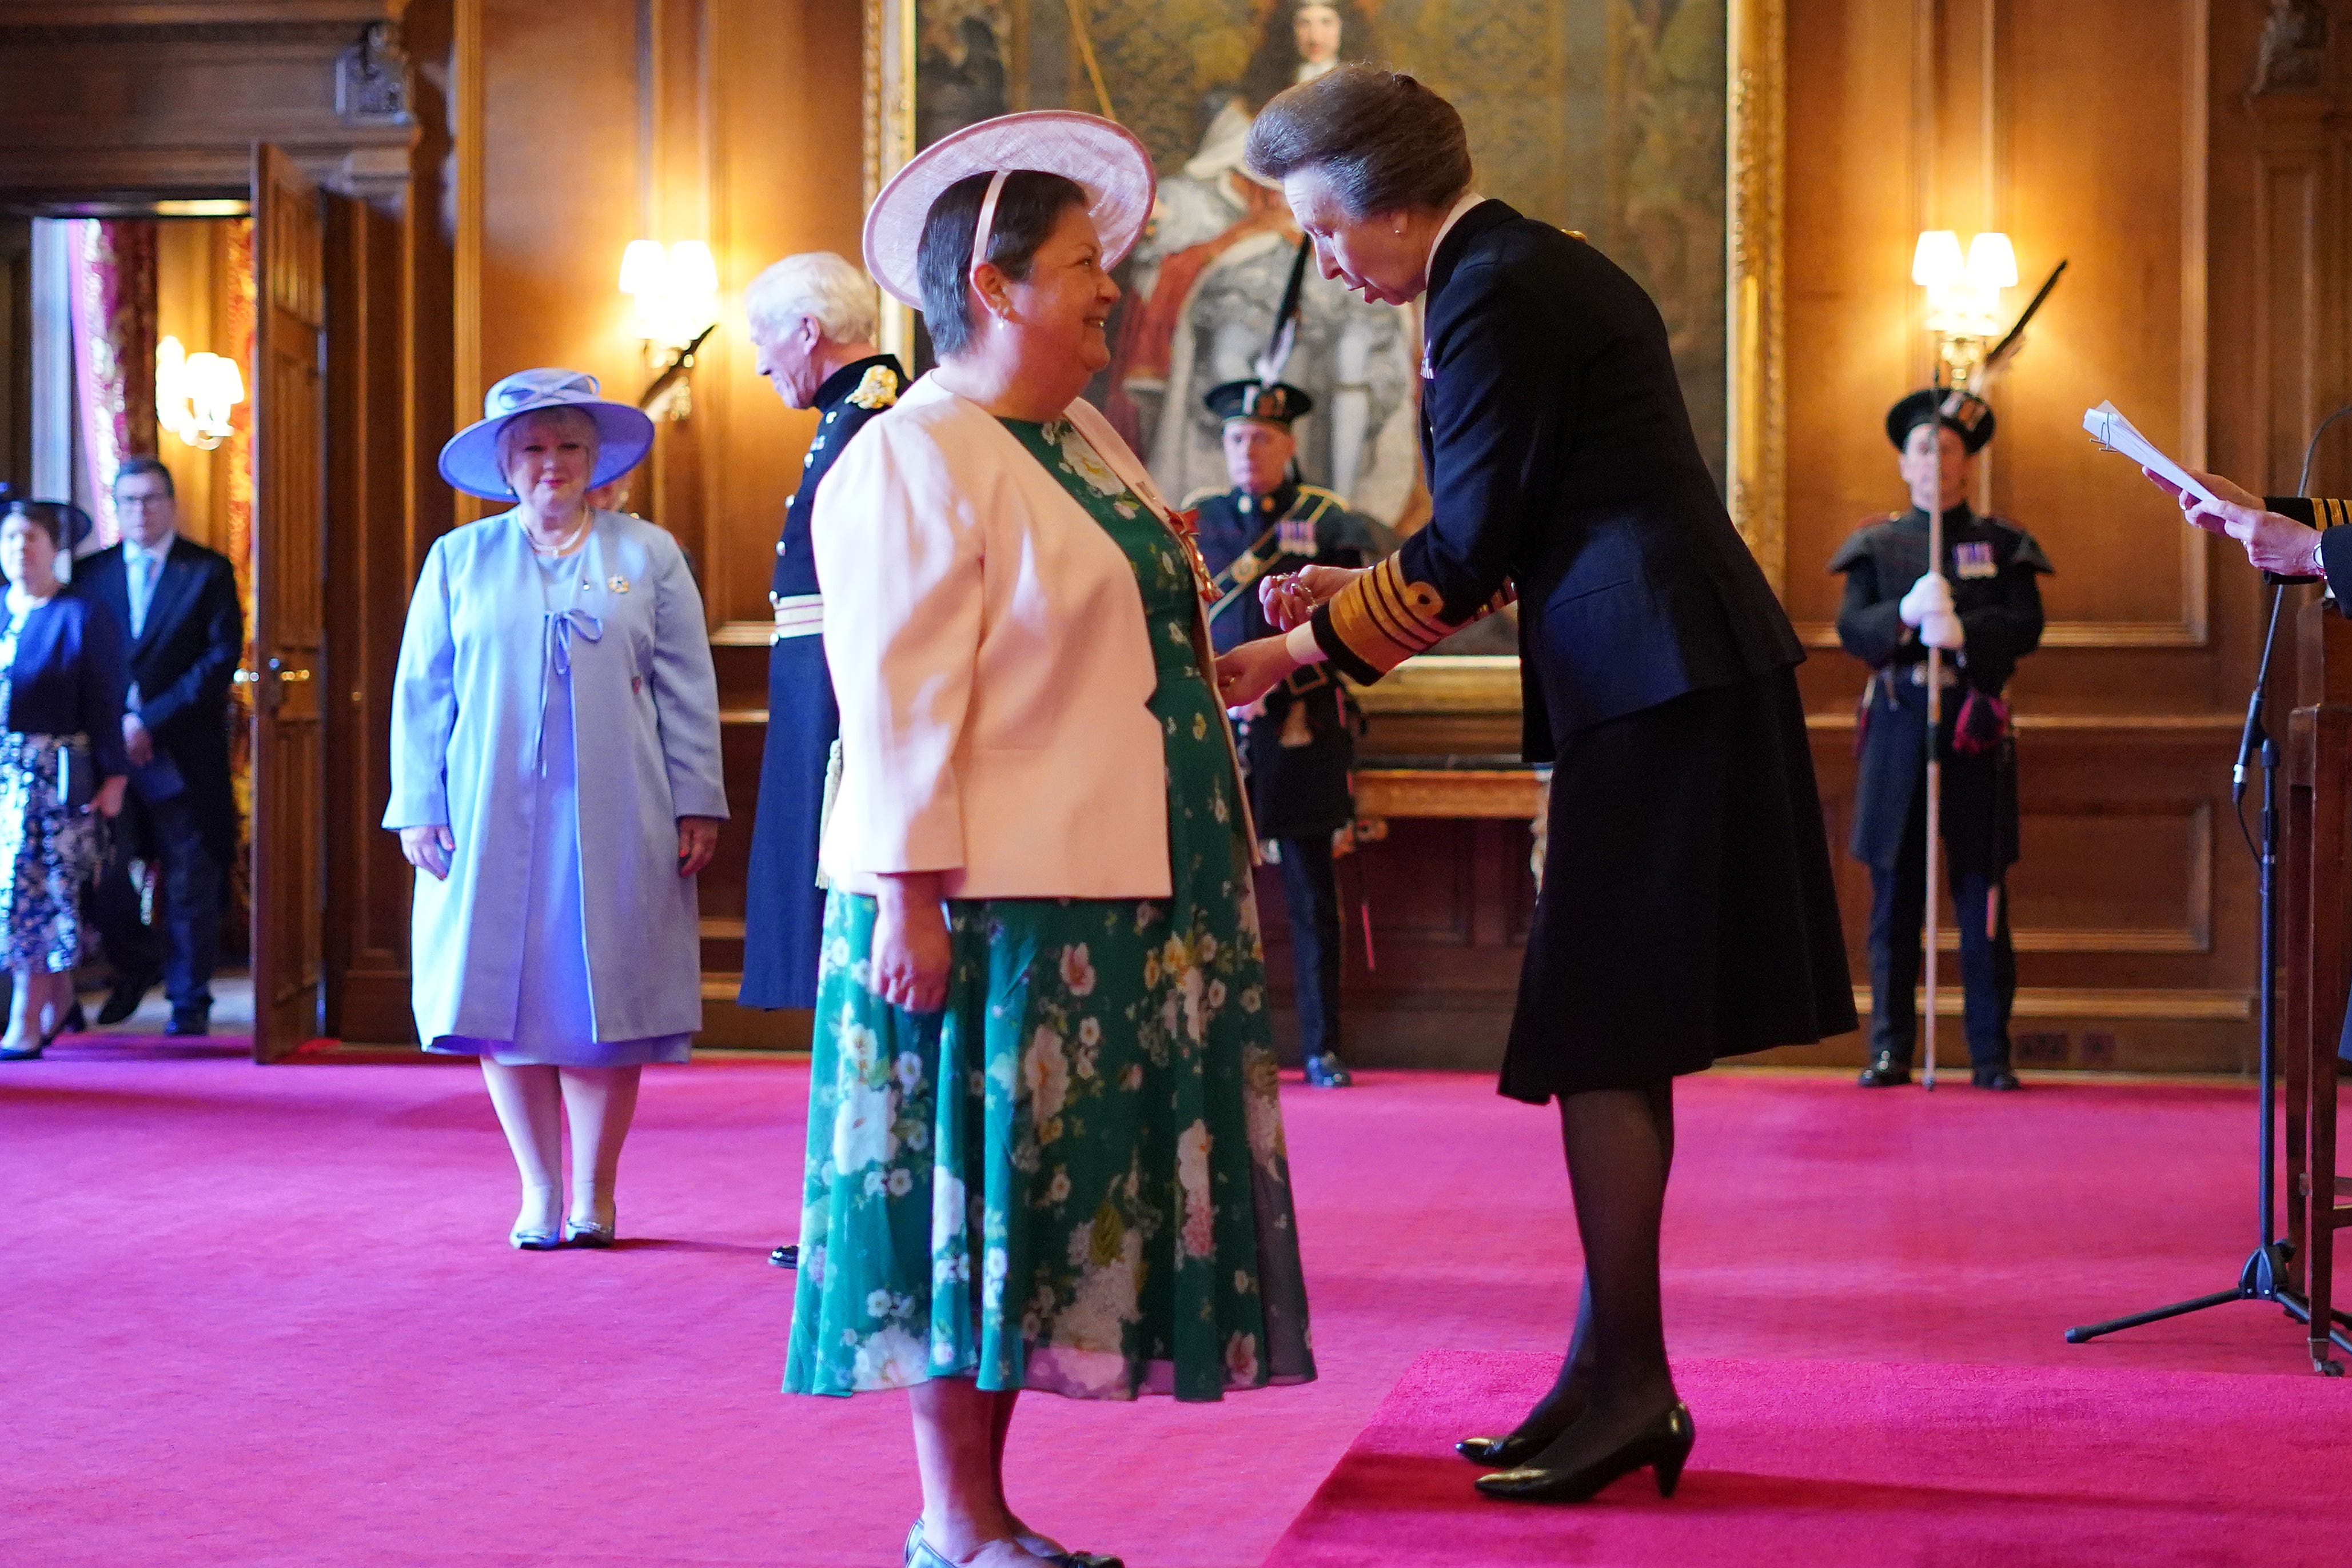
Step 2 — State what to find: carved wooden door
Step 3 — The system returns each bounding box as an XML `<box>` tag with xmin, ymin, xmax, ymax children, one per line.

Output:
<box><xmin>248</xmin><ymin>145</ymin><xmax>327</xmax><ymax>1061</ymax></box>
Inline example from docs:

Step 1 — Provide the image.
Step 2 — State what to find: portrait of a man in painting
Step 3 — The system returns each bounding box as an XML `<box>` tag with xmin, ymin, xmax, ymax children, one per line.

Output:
<box><xmin>885</xmin><ymin>0</ymin><xmax>1734</xmax><ymax>651</ymax></box>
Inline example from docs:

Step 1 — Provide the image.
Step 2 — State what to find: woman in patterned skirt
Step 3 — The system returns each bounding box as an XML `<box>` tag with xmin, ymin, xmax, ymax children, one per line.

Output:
<box><xmin>0</xmin><ymin>498</ymin><xmax>129</xmax><ymax>1061</ymax></box>
<box><xmin>786</xmin><ymin>114</ymin><xmax>1314</xmax><ymax>1568</ymax></box>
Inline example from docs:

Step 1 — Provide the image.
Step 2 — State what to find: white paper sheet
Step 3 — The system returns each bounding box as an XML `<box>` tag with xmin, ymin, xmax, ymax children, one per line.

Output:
<box><xmin>2083</xmin><ymin>401</ymin><xmax>2219</xmax><ymax>509</ymax></box>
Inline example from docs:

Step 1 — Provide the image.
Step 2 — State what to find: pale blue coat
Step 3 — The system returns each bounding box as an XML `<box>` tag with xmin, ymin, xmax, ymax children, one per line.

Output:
<box><xmin>384</xmin><ymin>509</ymin><xmax>727</xmax><ymax>1045</ymax></box>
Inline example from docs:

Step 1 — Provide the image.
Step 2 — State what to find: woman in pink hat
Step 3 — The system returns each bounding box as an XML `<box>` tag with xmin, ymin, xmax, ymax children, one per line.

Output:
<box><xmin>782</xmin><ymin>114</ymin><xmax>1314</xmax><ymax>1568</ymax></box>
<box><xmin>388</xmin><ymin>370</ymin><xmax>725</xmax><ymax>1251</ymax></box>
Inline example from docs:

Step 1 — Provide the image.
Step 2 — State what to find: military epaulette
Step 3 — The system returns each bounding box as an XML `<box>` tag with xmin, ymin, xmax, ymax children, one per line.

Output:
<box><xmin>846</xmin><ymin>364</ymin><xmax>899</xmax><ymax>410</ymax></box>
<box><xmin>1180</xmin><ymin>485</ymin><xmax>1227</xmax><ymax>510</ymax></box>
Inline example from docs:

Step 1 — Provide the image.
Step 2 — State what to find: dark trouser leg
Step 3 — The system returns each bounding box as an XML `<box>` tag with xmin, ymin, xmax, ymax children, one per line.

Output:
<box><xmin>89</xmin><ymin>794</ymin><xmax>162</xmax><ymax>986</ymax></box>
<box><xmin>1865</xmin><ymin>799</ymin><xmax>1929</xmax><ymax>1069</ymax></box>
<box><xmin>1951</xmin><ymin>871</ymin><xmax>2015</xmax><ymax>1071</ymax></box>
<box><xmin>150</xmin><ymin>795</ymin><xmax>221</xmax><ymax>1012</ymax></box>
<box><xmin>1275</xmin><ymin>833</ymin><xmax>1342</xmax><ymax>1063</ymax></box>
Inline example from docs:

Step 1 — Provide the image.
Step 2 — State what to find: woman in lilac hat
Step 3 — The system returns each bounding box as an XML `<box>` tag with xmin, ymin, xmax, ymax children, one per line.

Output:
<box><xmin>388</xmin><ymin>369</ymin><xmax>725</xmax><ymax>1249</ymax></box>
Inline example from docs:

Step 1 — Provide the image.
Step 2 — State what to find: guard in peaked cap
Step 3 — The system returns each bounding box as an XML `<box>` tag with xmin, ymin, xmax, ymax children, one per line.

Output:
<box><xmin>1835</xmin><ymin>385</ymin><xmax>2052</xmax><ymax>1091</ymax></box>
<box><xmin>1187</xmin><ymin>373</ymin><xmax>1392</xmax><ymax>1090</ymax></box>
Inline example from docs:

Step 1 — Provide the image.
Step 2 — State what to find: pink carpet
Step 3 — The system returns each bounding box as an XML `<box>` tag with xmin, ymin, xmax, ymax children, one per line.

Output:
<box><xmin>1264</xmin><ymin>1350</ymin><xmax>2352</xmax><ymax>1567</ymax></box>
<box><xmin>2</xmin><ymin>1056</ymin><xmax>2342</xmax><ymax>1566</ymax></box>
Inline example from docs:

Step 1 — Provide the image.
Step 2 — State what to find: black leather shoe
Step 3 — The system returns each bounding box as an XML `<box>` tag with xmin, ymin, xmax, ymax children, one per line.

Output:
<box><xmin>1973</xmin><ymin>1067</ymin><xmax>2023</xmax><ymax>1091</ymax></box>
<box><xmin>165</xmin><ymin>1007</ymin><xmax>211</xmax><ymax>1038</ymax></box>
<box><xmin>1857</xmin><ymin>1053</ymin><xmax>1911</xmax><ymax>1087</ymax></box>
<box><xmin>95</xmin><ymin>973</ymin><xmax>158</xmax><ymax>1027</ymax></box>
<box><xmin>1303</xmin><ymin>1051</ymin><xmax>1353</xmax><ymax>1088</ymax></box>
<box><xmin>770</xmin><ymin>1243</ymin><xmax>798</xmax><ymax>1268</ymax></box>
<box><xmin>1474</xmin><ymin>1401</ymin><xmax>1696</xmax><ymax>1503</ymax></box>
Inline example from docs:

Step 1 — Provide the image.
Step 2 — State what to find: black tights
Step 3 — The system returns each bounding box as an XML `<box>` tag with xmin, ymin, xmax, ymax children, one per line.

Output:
<box><xmin>1512</xmin><ymin>1082</ymin><xmax>1679</xmax><ymax>1451</ymax></box>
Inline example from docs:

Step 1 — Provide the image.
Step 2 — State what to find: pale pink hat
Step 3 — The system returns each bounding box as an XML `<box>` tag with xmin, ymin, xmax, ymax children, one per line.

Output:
<box><xmin>862</xmin><ymin>110</ymin><xmax>1157</xmax><ymax>310</ymax></box>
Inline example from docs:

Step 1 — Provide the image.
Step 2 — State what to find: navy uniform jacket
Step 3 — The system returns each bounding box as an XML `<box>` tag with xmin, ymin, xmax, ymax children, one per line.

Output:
<box><xmin>1831</xmin><ymin>504</ymin><xmax>2050</xmax><ymax>875</ymax></box>
<box><xmin>1190</xmin><ymin>480</ymin><xmax>1394</xmax><ymax>839</ymax></box>
<box><xmin>1305</xmin><ymin>200</ymin><xmax>1802</xmax><ymax>759</ymax></box>
<box><xmin>738</xmin><ymin>354</ymin><xmax>904</xmax><ymax>1010</ymax></box>
<box><xmin>78</xmin><ymin>536</ymin><xmax>244</xmax><ymax>866</ymax></box>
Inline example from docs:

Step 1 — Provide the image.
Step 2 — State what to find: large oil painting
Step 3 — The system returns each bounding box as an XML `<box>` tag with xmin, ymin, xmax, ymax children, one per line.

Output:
<box><xmin>870</xmin><ymin>1</ymin><xmax>1781</xmax><ymax>688</ymax></box>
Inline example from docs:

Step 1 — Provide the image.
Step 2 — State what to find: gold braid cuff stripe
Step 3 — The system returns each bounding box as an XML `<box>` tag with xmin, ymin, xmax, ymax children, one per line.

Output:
<box><xmin>1319</xmin><ymin>556</ymin><xmax>1514</xmax><ymax>681</ymax></box>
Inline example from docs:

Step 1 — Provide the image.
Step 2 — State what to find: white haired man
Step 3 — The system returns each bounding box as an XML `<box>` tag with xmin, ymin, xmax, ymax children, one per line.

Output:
<box><xmin>736</xmin><ymin>252</ymin><xmax>903</xmax><ymax>1270</ymax></box>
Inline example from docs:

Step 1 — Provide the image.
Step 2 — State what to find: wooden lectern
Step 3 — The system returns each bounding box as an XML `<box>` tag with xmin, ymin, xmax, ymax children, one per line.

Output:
<box><xmin>2280</xmin><ymin>598</ymin><xmax>2352</xmax><ymax>1372</ymax></box>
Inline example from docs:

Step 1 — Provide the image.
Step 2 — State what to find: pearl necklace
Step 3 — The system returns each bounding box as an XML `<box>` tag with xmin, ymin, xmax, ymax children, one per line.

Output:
<box><xmin>526</xmin><ymin>512</ymin><xmax>590</xmax><ymax>557</ymax></box>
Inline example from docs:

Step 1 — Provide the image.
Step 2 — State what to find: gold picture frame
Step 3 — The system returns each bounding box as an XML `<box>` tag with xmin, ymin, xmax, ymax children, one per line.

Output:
<box><xmin>863</xmin><ymin>0</ymin><xmax>1786</xmax><ymax>714</ymax></box>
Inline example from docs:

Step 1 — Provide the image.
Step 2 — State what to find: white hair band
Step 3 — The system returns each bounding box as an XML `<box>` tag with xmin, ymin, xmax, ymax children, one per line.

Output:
<box><xmin>969</xmin><ymin>167</ymin><xmax>1012</xmax><ymax>283</ymax></box>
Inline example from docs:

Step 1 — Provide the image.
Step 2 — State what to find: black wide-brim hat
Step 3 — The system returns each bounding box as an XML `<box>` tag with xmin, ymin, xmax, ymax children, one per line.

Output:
<box><xmin>1</xmin><ymin>496</ymin><xmax>97</xmax><ymax>552</ymax></box>
<box><xmin>1887</xmin><ymin>387</ymin><xmax>1995</xmax><ymax>454</ymax></box>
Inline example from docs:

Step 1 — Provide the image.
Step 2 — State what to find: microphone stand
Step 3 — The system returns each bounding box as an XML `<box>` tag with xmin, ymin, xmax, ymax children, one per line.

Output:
<box><xmin>2066</xmin><ymin>410</ymin><xmax>2352</xmax><ymax>1372</ymax></box>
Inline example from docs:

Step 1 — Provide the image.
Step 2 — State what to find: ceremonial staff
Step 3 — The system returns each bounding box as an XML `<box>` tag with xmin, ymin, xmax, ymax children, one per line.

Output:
<box><xmin>1912</xmin><ymin>248</ymin><xmax>2064</xmax><ymax>1087</ymax></box>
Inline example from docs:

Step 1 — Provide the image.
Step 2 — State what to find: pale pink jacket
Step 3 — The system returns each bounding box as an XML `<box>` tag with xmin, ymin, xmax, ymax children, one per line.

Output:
<box><xmin>814</xmin><ymin>373</ymin><xmax>1240</xmax><ymax>899</ymax></box>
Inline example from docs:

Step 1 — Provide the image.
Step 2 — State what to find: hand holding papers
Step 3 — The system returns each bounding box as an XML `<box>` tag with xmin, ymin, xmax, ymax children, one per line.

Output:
<box><xmin>2083</xmin><ymin>401</ymin><xmax>2219</xmax><ymax>509</ymax></box>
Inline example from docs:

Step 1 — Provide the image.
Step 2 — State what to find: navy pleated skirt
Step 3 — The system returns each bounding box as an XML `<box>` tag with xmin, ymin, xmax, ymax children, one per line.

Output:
<box><xmin>1501</xmin><ymin>666</ymin><xmax>1856</xmax><ymax>1102</ymax></box>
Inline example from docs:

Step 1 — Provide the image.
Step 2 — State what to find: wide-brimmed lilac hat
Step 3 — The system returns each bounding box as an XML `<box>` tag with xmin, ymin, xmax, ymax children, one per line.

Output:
<box><xmin>863</xmin><ymin>110</ymin><xmax>1156</xmax><ymax>311</ymax></box>
<box><xmin>437</xmin><ymin>368</ymin><xmax>656</xmax><ymax>501</ymax></box>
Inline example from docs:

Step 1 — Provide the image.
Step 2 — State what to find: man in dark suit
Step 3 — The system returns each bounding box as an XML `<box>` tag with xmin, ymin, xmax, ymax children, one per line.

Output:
<box><xmin>1187</xmin><ymin>377</ymin><xmax>1392</xmax><ymax>1088</ymax></box>
<box><xmin>81</xmin><ymin>456</ymin><xmax>243</xmax><ymax>1035</ymax></box>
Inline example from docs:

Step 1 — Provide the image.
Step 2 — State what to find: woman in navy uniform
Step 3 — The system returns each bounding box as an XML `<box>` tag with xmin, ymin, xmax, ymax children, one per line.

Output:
<box><xmin>736</xmin><ymin>254</ymin><xmax>904</xmax><ymax>1270</ymax></box>
<box><xmin>1833</xmin><ymin>389</ymin><xmax>2050</xmax><ymax>1092</ymax></box>
<box><xmin>1189</xmin><ymin>376</ymin><xmax>1393</xmax><ymax>1087</ymax></box>
<box><xmin>1222</xmin><ymin>67</ymin><xmax>1854</xmax><ymax>1504</ymax></box>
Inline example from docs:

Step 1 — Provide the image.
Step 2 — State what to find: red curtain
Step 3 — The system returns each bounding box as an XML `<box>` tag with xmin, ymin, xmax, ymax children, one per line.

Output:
<box><xmin>66</xmin><ymin>219</ymin><xmax>159</xmax><ymax>548</ymax></box>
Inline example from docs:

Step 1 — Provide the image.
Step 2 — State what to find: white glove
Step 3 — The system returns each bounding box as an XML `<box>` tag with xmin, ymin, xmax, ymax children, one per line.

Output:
<box><xmin>1899</xmin><ymin>572</ymin><xmax>1964</xmax><ymax>651</ymax></box>
<box><xmin>1897</xmin><ymin>571</ymin><xmax>1954</xmax><ymax>627</ymax></box>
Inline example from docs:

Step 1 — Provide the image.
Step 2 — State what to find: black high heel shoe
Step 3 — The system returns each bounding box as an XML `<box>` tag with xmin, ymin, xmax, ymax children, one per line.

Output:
<box><xmin>1457</xmin><ymin>1394</ymin><xmax>1583</xmax><ymax>1467</ymax></box>
<box><xmin>1473</xmin><ymin>1401</ymin><xmax>1695</xmax><ymax>1503</ymax></box>
<box><xmin>1456</xmin><ymin>1430</ymin><xmax>1548</xmax><ymax>1468</ymax></box>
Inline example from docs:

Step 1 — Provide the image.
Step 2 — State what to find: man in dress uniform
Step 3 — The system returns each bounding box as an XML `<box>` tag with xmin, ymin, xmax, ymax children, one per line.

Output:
<box><xmin>735</xmin><ymin>253</ymin><xmax>904</xmax><ymax>1266</ymax></box>
<box><xmin>1832</xmin><ymin>389</ymin><xmax>2051</xmax><ymax>1091</ymax></box>
<box><xmin>1189</xmin><ymin>377</ymin><xmax>1393</xmax><ymax>1088</ymax></box>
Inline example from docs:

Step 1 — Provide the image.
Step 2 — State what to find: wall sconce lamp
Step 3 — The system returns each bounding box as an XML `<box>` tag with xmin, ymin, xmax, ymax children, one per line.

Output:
<box><xmin>620</xmin><ymin>240</ymin><xmax>719</xmax><ymax>420</ymax></box>
<box><xmin>156</xmin><ymin>334</ymin><xmax>246</xmax><ymax>449</ymax></box>
<box><xmin>1911</xmin><ymin>229</ymin><xmax>2017</xmax><ymax>389</ymax></box>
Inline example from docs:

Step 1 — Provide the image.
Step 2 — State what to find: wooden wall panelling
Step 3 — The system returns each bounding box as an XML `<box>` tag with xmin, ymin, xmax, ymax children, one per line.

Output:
<box><xmin>1780</xmin><ymin>0</ymin><xmax>2257</xmax><ymax>1073</ymax></box>
<box><xmin>1254</xmin><ymin>818</ymin><xmax>1537</xmax><ymax>1071</ymax></box>
<box><xmin>0</xmin><ymin>7</ymin><xmax>416</xmax><ymax>197</ymax></box>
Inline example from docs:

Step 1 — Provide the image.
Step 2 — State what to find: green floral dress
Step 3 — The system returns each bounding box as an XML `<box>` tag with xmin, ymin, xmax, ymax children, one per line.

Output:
<box><xmin>783</xmin><ymin>417</ymin><xmax>1316</xmax><ymax>1403</ymax></box>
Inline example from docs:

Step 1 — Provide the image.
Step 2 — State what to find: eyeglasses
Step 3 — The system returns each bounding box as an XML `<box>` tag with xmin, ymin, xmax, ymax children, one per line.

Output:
<box><xmin>116</xmin><ymin>496</ymin><xmax>172</xmax><ymax>509</ymax></box>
